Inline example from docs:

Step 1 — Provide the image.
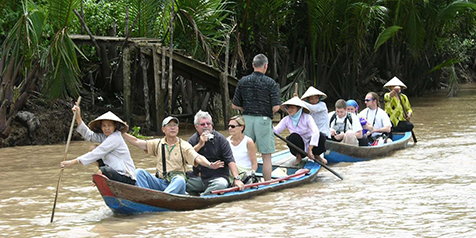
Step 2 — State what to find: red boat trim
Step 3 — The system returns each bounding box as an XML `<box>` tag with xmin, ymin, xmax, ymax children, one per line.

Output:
<box><xmin>211</xmin><ymin>168</ymin><xmax>310</xmax><ymax>195</ymax></box>
<box><xmin>93</xmin><ymin>174</ymin><xmax>115</xmax><ymax>197</ymax></box>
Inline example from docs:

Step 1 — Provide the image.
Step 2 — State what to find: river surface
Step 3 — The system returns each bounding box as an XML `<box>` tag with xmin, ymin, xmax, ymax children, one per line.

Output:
<box><xmin>1</xmin><ymin>84</ymin><xmax>475</xmax><ymax>238</ymax></box>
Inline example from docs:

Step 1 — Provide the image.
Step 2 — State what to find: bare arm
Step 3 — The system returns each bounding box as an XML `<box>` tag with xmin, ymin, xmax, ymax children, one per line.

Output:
<box><xmin>122</xmin><ymin>133</ymin><xmax>147</xmax><ymax>151</ymax></box>
<box><xmin>194</xmin><ymin>155</ymin><xmax>224</xmax><ymax>169</ymax></box>
<box><xmin>272</xmin><ymin>105</ymin><xmax>281</xmax><ymax>113</ymax></box>
<box><xmin>228</xmin><ymin>161</ymin><xmax>245</xmax><ymax>190</ymax></box>
<box><xmin>247</xmin><ymin>138</ymin><xmax>258</xmax><ymax>171</ymax></box>
<box><xmin>232</xmin><ymin>103</ymin><xmax>244</xmax><ymax>111</ymax></box>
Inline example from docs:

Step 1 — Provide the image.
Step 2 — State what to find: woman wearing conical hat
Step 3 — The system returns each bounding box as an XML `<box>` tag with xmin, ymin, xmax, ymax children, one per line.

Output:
<box><xmin>273</xmin><ymin>97</ymin><xmax>327</xmax><ymax>165</ymax></box>
<box><xmin>60</xmin><ymin>104</ymin><xmax>136</xmax><ymax>185</ymax></box>
<box><xmin>301</xmin><ymin>86</ymin><xmax>330</xmax><ymax>138</ymax></box>
<box><xmin>383</xmin><ymin>76</ymin><xmax>414</xmax><ymax>132</ymax></box>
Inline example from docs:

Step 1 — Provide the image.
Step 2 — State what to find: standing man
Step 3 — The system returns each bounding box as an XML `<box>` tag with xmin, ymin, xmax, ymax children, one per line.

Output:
<box><xmin>383</xmin><ymin>76</ymin><xmax>414</xmax><ymax>132</ymax></box>
<box><xmin>122</xmin><ymin>116</ymin><xmax>224</xmax><ymax>194</ymax></box>
<box><xmin>359</xmin><ymin>92</ymin><xmax>393</xmax><ymax>145</ymax></box>
<box><xmin>232</xmin><ymin>54</ymin><xmax>281</xmax><ymax>181</ymax></box>
<box><xmin>187</xmin><ymin>110</ymin><xmax>245</xmax><ymax>195</ymax></box>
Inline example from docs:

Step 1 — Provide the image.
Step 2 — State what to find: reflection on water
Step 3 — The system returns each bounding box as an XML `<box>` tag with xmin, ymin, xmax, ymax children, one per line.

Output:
<box><xmin>1</xmin><ymin>84</ymin><xmax>475</xmax><ymax>237</ymax></box>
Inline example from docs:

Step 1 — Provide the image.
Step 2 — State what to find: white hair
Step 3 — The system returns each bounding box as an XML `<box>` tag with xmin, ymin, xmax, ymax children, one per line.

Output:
<box><xmin>194</xmin><ymin>110</ymin><xmax>212</xmax><ymax>125</ymax></box>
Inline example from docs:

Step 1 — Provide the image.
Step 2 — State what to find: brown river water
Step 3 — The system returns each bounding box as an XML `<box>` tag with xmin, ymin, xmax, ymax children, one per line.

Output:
<box><xmin>1</xmin><ymin>84</ymin><xmax>475</xmax><ymax>237</ymax></box>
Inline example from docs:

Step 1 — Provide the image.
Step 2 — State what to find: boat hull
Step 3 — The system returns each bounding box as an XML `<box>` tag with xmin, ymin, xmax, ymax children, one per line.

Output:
<box><xmin>93</xmin><ymin>153</ymin><xmax>321</xmax><ymax>215</ymax></box>
<box><xmin>324</xmin><ymin>131</ymin><xmax>412</xmax><ymax>163</ymax></box>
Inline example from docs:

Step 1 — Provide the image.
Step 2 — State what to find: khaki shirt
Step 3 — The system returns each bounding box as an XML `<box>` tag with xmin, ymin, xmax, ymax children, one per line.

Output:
<box><xmin>145</xmin><ymin>138</ymin><xmax>198</xmax><ymax>179</ymax></box>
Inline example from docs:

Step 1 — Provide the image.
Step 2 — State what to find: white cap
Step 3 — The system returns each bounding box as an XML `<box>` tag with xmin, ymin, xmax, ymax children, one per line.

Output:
<box><xmin>162</xmin><ymin>116</ymin><xmax>179</xmax><ymax>127</ymax></box>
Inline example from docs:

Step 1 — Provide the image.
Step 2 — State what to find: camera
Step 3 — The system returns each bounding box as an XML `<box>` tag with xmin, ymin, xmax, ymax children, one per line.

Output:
<box><xmin>203</xmin><ymin>128</ymin><xmax>214</xmax><ymax>141</ymax></box>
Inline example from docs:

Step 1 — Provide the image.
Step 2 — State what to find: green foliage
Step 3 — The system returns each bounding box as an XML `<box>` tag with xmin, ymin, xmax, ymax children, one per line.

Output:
<box><xmin>70</xmin><ymin>0</ymin><xmax>127</xmax><ymax>36</ymax></box>
<box><xmin>374</xmin><ymin>25</ymin><xmax>402</xmax><ymax>52</ymax></box>
<box><xmin>1</xmin><ymin>0</ymin><xmax>83</xmax><ymax>100</ymax></box>
<box><xmin>131</xmin><ymin>126</ymin><xmax>153</xmax><ymax>139</ymax></box>
<box><xmin>447</xmin><ymin>66</ymin><xmax>459</xmax><ymax>97</ymax></box>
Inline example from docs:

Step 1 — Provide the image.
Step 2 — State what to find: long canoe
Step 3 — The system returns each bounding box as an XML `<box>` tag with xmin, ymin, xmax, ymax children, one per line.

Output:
<box><xmin>93</xmin><ymin>150</ymin><xmax>321</xmax><ymax>215</ymax></box>
<box><xmin>324</xmin><ymin>131</ymin><xmax>412</xmax><ymax>163</ymax></box>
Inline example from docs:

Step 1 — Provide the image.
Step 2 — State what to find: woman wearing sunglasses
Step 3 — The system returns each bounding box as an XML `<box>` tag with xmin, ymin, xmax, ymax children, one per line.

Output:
<box><xmin>227</xmin><ymin>116</ymin><xmax>258</xmax><ymax>179</ymax></box>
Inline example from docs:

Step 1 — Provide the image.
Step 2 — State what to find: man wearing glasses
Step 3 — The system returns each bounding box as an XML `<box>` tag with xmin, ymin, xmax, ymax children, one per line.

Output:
<box><xmin>187</xmin><ymin>110</ymin><xmax>245</xmax><ymax>195</ymax></box>
<box><xmin>122</xmin><ymin>116</ymin><xmax>223</xmax><ymax>194</ymax></box>
<box><xmin>359</xmin><ymin>92</ymin><xmax>393</xmax><ymax>145</ymax></box>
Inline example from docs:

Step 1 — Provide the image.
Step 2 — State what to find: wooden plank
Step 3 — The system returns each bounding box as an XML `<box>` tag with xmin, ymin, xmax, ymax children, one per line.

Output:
<box><xmin>123</xmin><ymin>46</ymin><xmax>132</xmax><ymax>126</ymax></box>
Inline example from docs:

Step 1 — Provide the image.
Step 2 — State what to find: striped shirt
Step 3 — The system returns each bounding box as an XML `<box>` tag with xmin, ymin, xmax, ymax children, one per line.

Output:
<box><xmin>232</xmin><ymin>72</ymin><xmax>281</xmax><ymax>119</ymax></box>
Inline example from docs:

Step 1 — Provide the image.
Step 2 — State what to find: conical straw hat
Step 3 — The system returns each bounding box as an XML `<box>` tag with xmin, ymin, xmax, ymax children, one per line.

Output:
<box><xmin>282</xmin><ymin>96</ymin><xmax>310</xmax><ymax>114</ymax></box>
<box><xmin>301</xmin><ymin>86</ymin><xmax>327</xmax><ymax>100</ymax></box>
<box><xmin>88</xmin><ymin>111</ymin><xmax>129</xmax><ymax>133</ymax></box>
<box><xmin>383</xmin><ymin>76</ymin><xmax>407</xmax><ymax>89</ymax></box>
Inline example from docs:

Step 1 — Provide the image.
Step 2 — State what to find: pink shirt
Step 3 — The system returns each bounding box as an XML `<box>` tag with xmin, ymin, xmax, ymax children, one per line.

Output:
<box><xmin>273</xmin><ymin>113</ymin><xmax>321</xmax><ymax>152</ymax></box>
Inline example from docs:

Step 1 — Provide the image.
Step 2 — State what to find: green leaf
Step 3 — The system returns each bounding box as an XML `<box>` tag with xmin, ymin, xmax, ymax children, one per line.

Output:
<box><xmin>374</xmin><ymin>25</ymin><xmax>402</xmax><ymax>52</ymax></box>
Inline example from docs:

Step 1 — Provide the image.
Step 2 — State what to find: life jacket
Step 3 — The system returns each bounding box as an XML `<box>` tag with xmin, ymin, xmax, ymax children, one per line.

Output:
<box><xmin>329</xmin><ymin>112</ymin><xmax>353</xmax><ymax>133</ymax></box>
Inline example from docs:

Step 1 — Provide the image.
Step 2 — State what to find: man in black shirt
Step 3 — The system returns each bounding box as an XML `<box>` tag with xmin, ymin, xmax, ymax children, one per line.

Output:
<box><xmin>187</xmin><ymin>110</ymin><xmax>245</xmax><ymax>195</ymax></box>
<box><xmin>232</xmin><ymin>54</ymin><xmax>281</xmax><ymax>181</ymax></box>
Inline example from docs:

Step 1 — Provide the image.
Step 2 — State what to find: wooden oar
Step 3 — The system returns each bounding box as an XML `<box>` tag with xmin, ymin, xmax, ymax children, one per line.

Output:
<box><xmin>274</xmin><ymin>132</ymin><xmax>344</xmax><ymax>180</ymax></box>
<box><xmin>396</xmin><ymin>92</ymin><xmax>417</xmax><ymax>143</ymax></box>
<box><xmin>211</xmin><ymin>168</ymin><xmax>310</xmax><ymax>194</ymax></box>
<box><xmin>50</xmin><ymin>96</ymin><xmax>81</xmax><ymax>223</ymax></box>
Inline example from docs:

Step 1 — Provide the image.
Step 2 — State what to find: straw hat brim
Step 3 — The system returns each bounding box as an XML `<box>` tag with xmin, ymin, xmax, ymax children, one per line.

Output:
<box><xmin>383</xmin><ymin>76</ymin><xmax>407</xmax><ymax>89</ymax></box>
<box><xmin>301</xmin><ymin>86</ymin><xmax>327</xmax><ymax>100</ymax></box>
<box><xmin>282</xmin><ymin>97</ymin><xmax>310</xmax><ymax>114</ymax></box>
<box><xmin>88</xmin><ymin>111</ymin><xmax>129</xmax><ymax>133</ymax></box>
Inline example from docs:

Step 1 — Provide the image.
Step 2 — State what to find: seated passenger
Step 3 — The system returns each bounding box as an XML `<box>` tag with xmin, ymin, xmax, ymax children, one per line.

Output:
<box><xmin>187</xmin><ymin>110</ymin><xmax>245</xmax><ymax>195</ymax></box>
<box><xmin>347</xmin><ymin>99</ymin><xmax>371</xmax><ymax>146</ymax></box>
<box><xmin>383</xmin><ymin>76</ymin><xmax>414</xmax><ymax>132</ymax></box>
<box><xmin>328</xmin><ymin>99</ymin><xmax>363</xmax><ymax>145</ymax></box>
<box><xmin>359</xmin><ymin>92</ymin><xmax>393</xmax><ymax>145</ymax></box>
<box><xmin>60</xmin><ymin>104</ymin><xmax>136</xmax><ymax>185</ymax></box>
<box><xmin>227</xmin><ymin>115</ymin><xmax>258</xmax><ymax>174</ymax></box>
<box><xmin>274</xmin><ymin>97</ymin><xmax>327</xmax><ymax>166</ymax></box>
<box><xmin>122</xmin><ymin>116</ymin><xmax>223</xmax><ymax>194</ymax></box>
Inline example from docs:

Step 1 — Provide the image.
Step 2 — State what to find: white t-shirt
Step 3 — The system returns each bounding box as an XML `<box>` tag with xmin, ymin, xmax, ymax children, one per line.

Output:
<box><xmin>359</xmin><ymin>108</ymin><xmax>392</xmax><ymax>137</ymax></box>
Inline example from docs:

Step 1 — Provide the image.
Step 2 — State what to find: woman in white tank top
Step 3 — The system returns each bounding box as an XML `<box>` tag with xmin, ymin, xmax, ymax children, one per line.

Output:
<box><xmin>227</xmin><ymin>116</ymin><xmax>258</xmax><ymax>173</ymax></box>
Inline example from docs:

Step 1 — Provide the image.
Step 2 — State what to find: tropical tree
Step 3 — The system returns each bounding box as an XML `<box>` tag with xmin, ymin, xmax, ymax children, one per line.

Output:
<box><xmin>374</xmin><ymin>0</ymin><xmax>476</xmax><ymax>96</ymax></box>
<box><xmin>0</xmin><ymin>0</ymin><xmax>82</xmax><ymax>138</ymax></box>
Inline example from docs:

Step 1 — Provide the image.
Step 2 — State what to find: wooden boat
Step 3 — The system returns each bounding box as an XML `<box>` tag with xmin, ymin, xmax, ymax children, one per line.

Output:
<box><xmin>93</xmin><ymin>150</ymin><xmax>321</xmax><ymax>215</ymax></box>
<box><xmin>324</xmin><ymin>131</ymin><xmax>413</xmax><ymax>163</ymax></box>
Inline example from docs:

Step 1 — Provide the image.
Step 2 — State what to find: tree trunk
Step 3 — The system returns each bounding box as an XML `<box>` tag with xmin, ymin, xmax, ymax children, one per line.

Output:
<box><xmin>140</xmin><ymin>49</ymin><xmax>151</xmax><ymax>131</ymax></box>
<box><xmin>123</xmin><ymin>46</ymin><xmax>132</xmax><ymax>126</ymax></box>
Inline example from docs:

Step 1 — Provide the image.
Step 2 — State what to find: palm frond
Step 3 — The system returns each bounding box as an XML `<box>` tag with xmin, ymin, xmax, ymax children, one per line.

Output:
<box><xmin>44</xmin><ymin>29</ymin><xmax>81</xmax><ymax>99</ymax></box>
<box><xmin>437</xmin><ymin>0</ymin><xmax>476</xmax><ymax>21</ymax></box>
<box><xmin>374</xmin><ymin>25</ymin><xmax>402</xmax><ymax>52</ymax></box>
<box><xmin>48</xmin><ymin>0</ymin><xmax>80</xmax><ymax>30</ymax></box>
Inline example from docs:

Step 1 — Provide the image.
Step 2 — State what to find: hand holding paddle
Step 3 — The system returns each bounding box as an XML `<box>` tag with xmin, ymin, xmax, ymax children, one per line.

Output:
<box><xmin>51</xmin><ymin>96</ymin><xmax>81</xmax><ymax>223</ymax></box>
<box><xmin>274</xmin><ymin>132</ymin><xmax>343</xmax><ymax>180</ymax></box>
<box><xmin>395</xmin><ymin>93</ymin><xmax>417</xmax><ymax>143</ymax></box>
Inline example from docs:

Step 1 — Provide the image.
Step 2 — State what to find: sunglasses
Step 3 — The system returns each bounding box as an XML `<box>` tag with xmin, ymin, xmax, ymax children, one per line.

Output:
<box><xmin>199</xmin><ymin>122</ymin><xmax>212</xmax><ymax>126</ymax></box>
<box><xmin>364</xmin><ymin>99</ymin><xmax>375</xmax><ymax>102</ymax></box>
<box><xmin>228</xmin><ymin>124</ymin><xmax>241</xmax><ymax>129</ymax></box>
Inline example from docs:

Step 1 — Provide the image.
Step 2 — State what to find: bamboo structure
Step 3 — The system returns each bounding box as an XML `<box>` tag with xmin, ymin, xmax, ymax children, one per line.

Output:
<box><xmin>70</xmin><ymin>34</ymin><xmax>238</xmax><ymax>133</ymax></box>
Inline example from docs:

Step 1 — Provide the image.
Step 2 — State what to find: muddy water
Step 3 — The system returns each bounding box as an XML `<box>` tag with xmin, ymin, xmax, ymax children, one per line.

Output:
<box><xmin>1</xmin><ymin>84</ymin><xmax>475</xmax><ymax>237</ymax></box>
